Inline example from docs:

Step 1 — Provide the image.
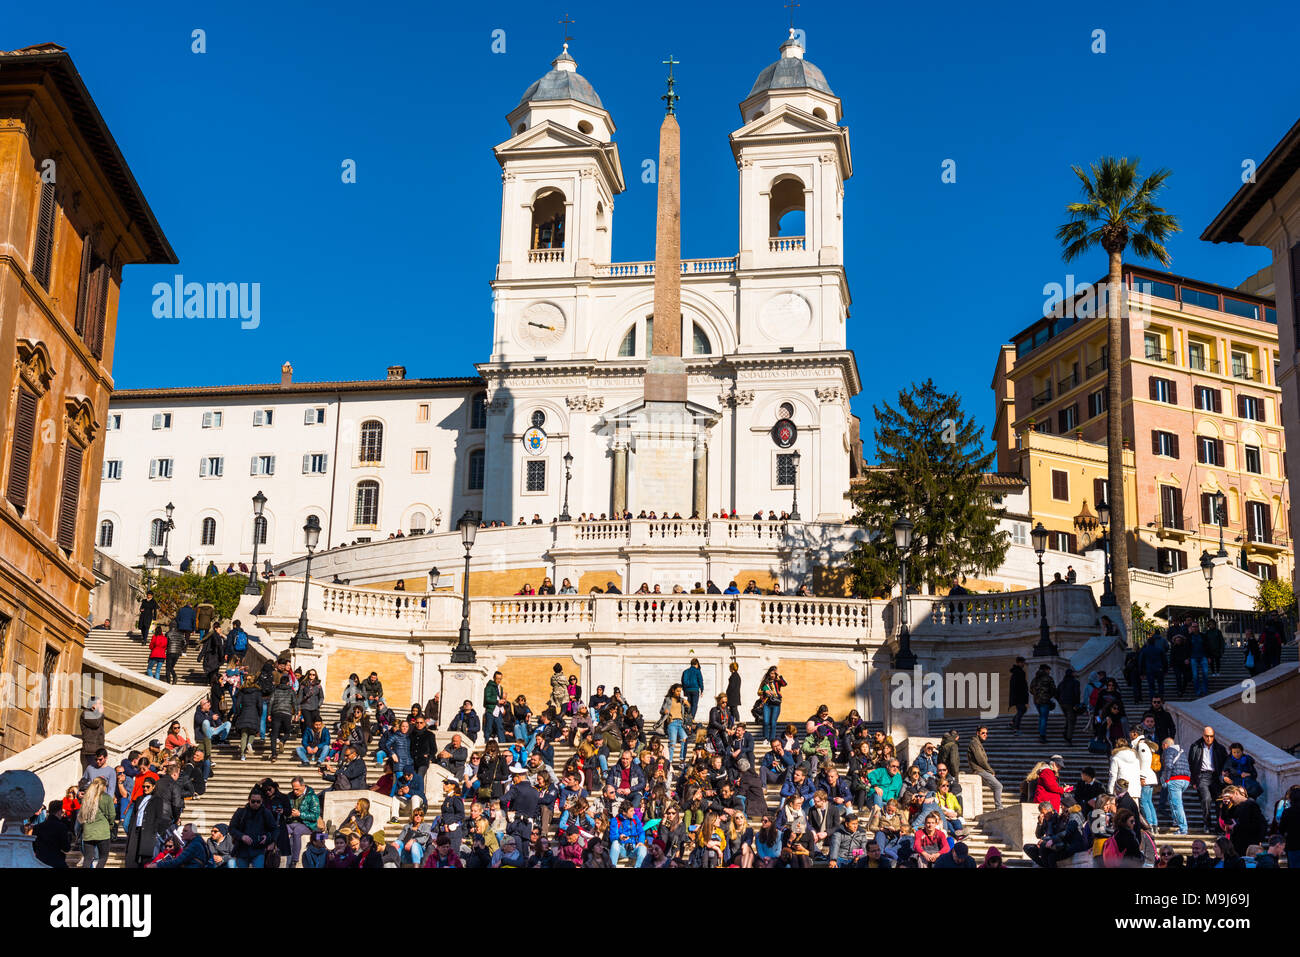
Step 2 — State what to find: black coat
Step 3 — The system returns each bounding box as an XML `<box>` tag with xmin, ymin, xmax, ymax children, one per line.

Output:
<box><xmin>1009</xmin><ymin>665</ymin><xmax>1029</xmax><ymax>707</ymax></box>
<box><xmin>726</xmin><ymin>672</ymin><xmax>742</xmax><ymax>709</ymax></box>
<box><xmin>228</xmin><ymin>804</ymin><xmax>278</xmax><ymax>859</ymax></box>
<box><xmin>33</xmin><ymin>816</ymin><xmax>72</xmax><ymax>868</ymax></box>
<box><xmin>1226</xmin><ymin>800</ymin><xmax>1267</xmax><ymax>856</ymax></box>
<box><xmin>79</xmin><ymin>711</ymin><xmax>105</xmax><ymax>756</ymax></box>
<box><xmin>325</xmin><ymin>757</ymin><xmax>368</xmax><ymax>791</ymax></box>
<box><xmin>1188</xmin><ymin>739</ymin><xmax>1229</xmax><ymax>781</ymax></box>
<box><xmin>232</xmin><ymin>689</ymin><xmax>264</xmax><ymax>732</ymax></box>
<box><xmin>1056</xmin><ymin>674</ymin><xmax>1081</xmax><ymax>711</ymax></box>
<box><xmin>124</xmin><ymin>795</ymin><xmax>165</xmax><ymax>866</ymax></box>
<box><xmin>151</xmin><ymin>774</ymin><xmax>187</xmax><ymax>829</ymax></box>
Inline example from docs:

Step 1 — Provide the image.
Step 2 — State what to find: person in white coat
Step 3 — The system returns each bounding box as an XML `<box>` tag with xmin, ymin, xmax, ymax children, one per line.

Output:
<box><xmin>1131</xmin><ymin>734</ymin><xmax>1160</xmax><ymax>831</ymax></box>
<box><xmin>1109</xmin><ymin>741</ymin><xmax>1142</xmax><ymax>800</ymax></box>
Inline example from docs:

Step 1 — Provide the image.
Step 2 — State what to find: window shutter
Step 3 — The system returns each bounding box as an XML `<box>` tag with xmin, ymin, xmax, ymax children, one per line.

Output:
<box><xmin>1148</xmin><ymin>377</ymin><xmax>1158</xmax><ymax>400</ymax></box>
<box><xmin>1168</xmin><ymin>381</ymin><xmax>1178</xmax><ymax>405</ymax></box>
<box><xmin>152</xmin><ymin>413</ymin><xmax>161</xmax><ymax>430</ymax></box>
<box><xmin>266</xmin><ymin>456</ymin><xmax>275</xmax><ymax>476</ymax></box>
<box><xmin>254</xmin><ymin>409</ymin><xmax>264</xmax><ymax>426</ymax></box>
<box><xmin>202</xmin><ymin>411</ymin><xmax>211</xmax><ymax>429</ymax></box>
<box><xmin>6</xmin><ymin>388</ymin><xmax>38</xmax><ymax>511</ymax></box>
<box><xmin>1170</xmin><ymin>434</ymin><xmax>1179</xmax><ymax>459</ymax></box>
<box><xmin>1067</xmin><ymin>533</ymin><xmax>1077</xmax><ymax>554</ymax></box>
<box><xmin>303</xmin><ymin>454</ymin><xmax>310</xmax><ymax>474</ymax></box>
<box><xmin>1237</xmin><ymin>395</ymin><xmax>1246</xmax><ymax>418</ymax></box>
<box><xmin>1151</xmin><ymin>431</ymin><xmax>1160</xmax><ymax>455</ymax></box>
<box><xmin>149</xmin><ymin>459</ymin><xmax>158</xmax><ymax>479</ymax></box>
<box><xmin>1093</xmin><ymin>478</ymin><xmax>1105</xmax><ymax>507</ymax></box>
<box><xmin>250</xmin><ymin>456</ymin><xmax>259</xmax><ymax>476</ymax></box>
<box><xmin>74</xmin><ymin>238</ymin><xmax>94</xmax><ymax>337</ymax></box>
<box><xmin>304</xmin><ymin>408</ymin><xmax>314</xmax><ymax>425</ymax></box>
<box><xmin>56</xmin><ymin>443</ymin><xmax>84</xmax><ymax>552</ymax></box>
<box><xmin>1263</xmin><ymin>503</ymin><xmax>1273</xmax><ymax>543</ymax></box>
<box><xmin>31</xmin><ymin>181</ymin><xmax>57</xmax><ymax>289</ymax></box>
<box><xmin>1246</xmin><ymin>502</ymin><xmax>1257</xmax><ymax>541</ymax></box>
<box><xmin>1201</xmin><ymin>493</ymin><xmax>1211</xmax><ymax>525</ymax></box>
<box><xmin>200</xmin><ymin>457</ymin><xmax>208</xmax><ymax>478</ymax></box>
<box><xmin>320</xmin><ymin>453</ymin><xmax>328</xmax><ymax>472</ymax></box>
<box><xmin>1172</xmin><ymin>487</ymin><xmax>1183</xmax><ymax>527</ymax></box>
<box><xmin>1213</xmin><ymin>389</ymin><xmax>1222</xmax><ymax>413</ymax></box>
<box><xmin>215</xmin><ymin>458</ymin><xmax>223</xmax><ymax>477</ymax></box>
<box><xmin>88</xmin><ymin>261</ymin><xmax>109</xmax><ymax>360</ymax></box>
<box><xmin>1214</xmin><ymin>439</ymin><xmax>1224</xmax><ymax>466</ymax></box>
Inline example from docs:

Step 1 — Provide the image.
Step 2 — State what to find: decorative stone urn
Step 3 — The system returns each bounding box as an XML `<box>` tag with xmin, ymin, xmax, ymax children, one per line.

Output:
<box><xmin>0</xmin><ymin>770</ymin><xmax>49</xmax><ymax>868</ymax></box>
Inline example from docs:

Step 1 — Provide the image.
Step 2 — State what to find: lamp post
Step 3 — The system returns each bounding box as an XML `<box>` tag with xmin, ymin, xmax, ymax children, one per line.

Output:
<box><xmin>292</xmin><ymin>514</ymin><xmax>322</xmax><ymax>649</ymax></box>
<box><xmin>560</xmin><ymin>452</ymin><xmax>574</xmax><ymax>523</ymax></box>
<box><xmin>245</xmin><ymin>491</ymin><xmax>267</xmax><ymax>594</ymax></box>
<box><xmin>789</xmin><ymin>449</ymin><xmax>802</xmax><ymax>521</ymax></box>
<box><xmin>451</xmin><ymin>510</ymin><xmax>481</xmax><ymax>663</ymax></box>
<box><xmin>892</xmin><ymin>516</ymin><xmax>916</xmax><ymax>669</ymax></box>
<box><xmin>428</xmin><ymin>566</ymin><xmax>441</xmax><ymax>592</ymax></box>
<box><xmin>1031</xmin><ymin>522</ymin><xmax>1057</xmax><ymax>656</ymax></box>
<box><xmin>142</xmin><ymin>548</ymin><xmax>158</xmax><ymax>592</ymax></box>
<box><xmin>1214</xmin><ymin>491</ymin><xmax>1228</xmax><ymax>559</ymax></box>
<box><xmin>159</xmin><ymin>502</ymin><xmax>175</xmax><ymax>565</ymax></box>
<box><xmin>1097</xmin><ymin>500</ymin><xmax>1115</xmax><ymax>606</ymax></box>
<box><xmin>1200</xmin><ymin>550</ymin><xmax>1215</xmax><ymax>624</ymax></box>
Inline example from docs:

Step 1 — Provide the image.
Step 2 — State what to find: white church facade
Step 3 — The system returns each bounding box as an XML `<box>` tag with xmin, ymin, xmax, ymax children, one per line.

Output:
<box><xmin>98</xmin><ymin>32</ymin><xmax>865</xmax><ymax>573</ymax></box>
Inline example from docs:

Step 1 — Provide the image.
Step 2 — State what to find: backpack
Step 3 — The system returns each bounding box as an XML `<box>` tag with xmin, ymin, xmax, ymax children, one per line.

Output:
<box><xmin>232</xmin><ymin>630</ymin><xmax>248</xmax><ymax>653</ymax></box>
<box><xmin>1148</xmin><ymin>749</ymin><xmax>1162</xmax><ymax>773</ymax></box>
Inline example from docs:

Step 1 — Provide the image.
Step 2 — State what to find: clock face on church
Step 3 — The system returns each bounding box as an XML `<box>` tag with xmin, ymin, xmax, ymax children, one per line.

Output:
<box><xmin>516</xmin><ymin>302</ymin><xmax>567</xmax><ymax>350</ymax></box>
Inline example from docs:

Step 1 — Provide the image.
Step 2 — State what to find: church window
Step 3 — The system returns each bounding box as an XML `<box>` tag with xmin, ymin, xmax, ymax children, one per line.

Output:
<box><xmin>531</xmin><ymin>189</ymin><xmax>566</xmax><ymax>249</ymax></box>
<box><xmin>577</xmin><ymin>120</ymin><xmax>594</xmax><ymax>134</ymax></box>
<box><xmin>769</xmin><ymin>176</ymin><xmax>806</xmax><ymax>237</ymax></box>
<box><xmin>150</xmin><ymin>518</ymin><xmax>167</xmax><ymax>547</ymax></box>
<box><xmin>692</xmin><ymin>323</ymin><xmax>712</xmax><ymax>355</ymax></box>
<box><xmin>354</xmin><ymin>480</ymin><xmax>380</xmax><ymax>527</ymax></box>
<box><xmin>776</xmin><ymin>454</ymin><xmax>796</xmax><ymax>487</ymax></box>
<box><xmin>359</xmin><ymin>420</ymin><xmax>384</xmax><ymax>464</ymax></box>
<box><xmin>468</xmin><ymin>449</ymin><xmax>486</xmax><ymax>491</ymax></box>
<box><xmin>409</xmin><ymin>512</ymin><xmax>427</xmax><ymax>536</ymax></box>
<box><xmin>531</xmin><ymin>410</ymin><xmax>546</xmax><ymax>429</ymax></box>
<box><xmin>813</xmin><ymin>107</ymin><xmax>828</xmax><ymax>120</ymax></box>
<box><xmin>98</xmin><ymin>519</ymin><xmax>114</xmax><ymax>548</ymax></box>
<box><xmin>254</xmin><ymin>516</ymin><xmax>268</xmax><ymax>545</ymax></box>
<box><xmin>618</xmin><ymin>326</ymin><xmax>636</xmax><ymax>357</ymax></box>
<box><xmin>525</xmin><ymin>459</ymin><xmax>546</xmax><ymax>493</ymax></box>
<box><xmin>471</xmin><ymin>392</ymin><xmax>487</xmax><ymax>429</ymax></box>
<box><xmin>201</xmin><ymin>517</ymin><xmax>217</xmax><ymax>547</ymax></box>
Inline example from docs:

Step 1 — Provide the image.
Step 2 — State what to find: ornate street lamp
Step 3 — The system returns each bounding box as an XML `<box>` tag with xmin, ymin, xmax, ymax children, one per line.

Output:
<box><xmin>245</xmin><ymin>490</ymin><xmax>267</xmax><ymax>594</ymax></box>
<box><xmin>892</xmin><ymin>516</ymin><xmax>916</xmax><ymax>669</ymax></box>
<box><xmin>142</xmin><ymin>547</ymin><xmax>158</xmax><ymax>592</ymax></box>
<box><xmin>560</xmin><ymin>452</ymin><xmax>574</xmax><ymax>523</ymax></box>
<box><xmin>1097</xmin><ymin>500</ymin><xmax>1115</xmax><ymax>606</ymax></box>
<box><xmin>1031</xmin><ymin>521</ymin><xmax>1057</xmax><ymax>656</ymax></box>
<box><xmin>451</xmin><ymin>510</ymin><xmax>481</xmax><ymax>663</ymax></box>
<box><xmin>789</xmin><ymin>449</ymin><xmax>802</xmax><ymax>521</ymax></box>
<box><xmin>1200</xmin><ymin>550</ymin><xmax>1215</xmax><ymax>623</ymax></box>
<box><xmin>159</xmin><ymin>502</ymin><xmax>175</xmax><ymax>565</ymax></box>
<box><xmin>292</xmin><ymin>514</ymin><xmax>322</xmax><ymax>649</ymax></box>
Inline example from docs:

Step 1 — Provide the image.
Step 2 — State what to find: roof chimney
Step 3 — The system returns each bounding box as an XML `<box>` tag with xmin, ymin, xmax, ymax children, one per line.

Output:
<box><xmin>387</xmin><ymin>365</ymin><xmax>407</xmax><ymax>381</ymax></box>
<box><xmin>281</xmin><ymin>361</ymin><xmax>293</xmax><ymax>385</ymax></box>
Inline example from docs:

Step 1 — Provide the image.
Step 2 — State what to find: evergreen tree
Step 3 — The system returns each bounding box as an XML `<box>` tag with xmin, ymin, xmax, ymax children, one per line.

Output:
<box><xmin>849</xmin><ymin>379</ymin><xmax>1009</xmax><ymax>595</ymax></box>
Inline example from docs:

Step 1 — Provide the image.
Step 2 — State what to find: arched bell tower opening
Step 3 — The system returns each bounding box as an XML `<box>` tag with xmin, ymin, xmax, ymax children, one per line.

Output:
<box><xmin>769</xmin><ymin>175</ymin><xmax>805</xmax><ymax>237</ymax></box>
<box><xmin>531</xmin><ymin>189</ymin><xmax>567</xmax><ymax>251</ymax></box>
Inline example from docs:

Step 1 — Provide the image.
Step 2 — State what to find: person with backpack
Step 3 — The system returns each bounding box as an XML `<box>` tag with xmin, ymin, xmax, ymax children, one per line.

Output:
<box><xmin>226</xmin><ymin>620</ymin><xmax>249</xmax><ymax>663</ymax></box>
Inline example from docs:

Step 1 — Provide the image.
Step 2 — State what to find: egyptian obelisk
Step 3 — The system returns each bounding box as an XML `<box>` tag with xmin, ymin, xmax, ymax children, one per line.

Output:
<box><xmin>628</xmin><ymin>56</ymin><xmax>699</xmax><ymax>517</ymax></box>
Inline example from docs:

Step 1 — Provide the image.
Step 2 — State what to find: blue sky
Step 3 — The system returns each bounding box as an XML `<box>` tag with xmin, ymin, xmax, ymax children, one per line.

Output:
<box><xmin>9</xmin><ymin>1</ymin><xmax>1298</xmax><ymax>456</ymax></box>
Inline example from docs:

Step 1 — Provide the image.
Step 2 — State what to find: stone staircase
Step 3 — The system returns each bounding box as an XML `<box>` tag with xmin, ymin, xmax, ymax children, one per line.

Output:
<box><xmin>933</xmin><ymin>642</ymin><xmax>1298</xmax><ymax>864</ymax></box>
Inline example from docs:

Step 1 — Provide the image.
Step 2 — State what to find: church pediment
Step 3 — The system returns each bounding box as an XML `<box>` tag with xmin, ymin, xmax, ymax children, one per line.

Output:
<box><xmin>731</xmin><ymin>104</ymin><xmax>843</xmax><ymax>140</ymax></box>
<box><xmin>496</xmin><ymin>119</ymin><xmax>604</xmax><ymax>153</ymax></box>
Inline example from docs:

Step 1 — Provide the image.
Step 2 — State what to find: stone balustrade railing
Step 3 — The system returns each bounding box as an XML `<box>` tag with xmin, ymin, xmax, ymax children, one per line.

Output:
<box><xmin>593</xmin><ymin>257</ymin><xmax>738</xmax><ymax>278</ymax></box>
<box><xmin>261</xmin><ymin>581</ymin><xmax>880</xmax><ymax>640</ymax></box>
<box><xmin>895</xmin><ymin>584</ymin><xmax>1106</xmax><ymax>639</ymax></box>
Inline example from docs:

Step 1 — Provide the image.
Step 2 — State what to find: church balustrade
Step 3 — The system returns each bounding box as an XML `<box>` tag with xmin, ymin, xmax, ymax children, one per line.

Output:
<box><xmin>758</xmin><ymin>596</ymin><xmax>874</xmax><ymax>635</ymax></box>
<box><xmin>768</xmin><ymin>236</ymin><xmax>807</xmax><ymax>253</ymax></box>
<box><xmin>644</xmin><ymin>518</ymin><xmax>708</xmax><ymax>541</ymax></box>
<box><xmin>527</xmin><ymin>248</ymin><xmax>564</xmax><ymax>263</ymax></box>
<box><xmin>593</xmin><ymin>256</ymin><xmax>738</xmax><ymax>278</ymax></box>
<box><xmin>487</xmin><ymin>596</ymin><xmax>593</xmax><ymax>627</ymax></box>
<box><xmin>724</xmin><ymin>519</ymin><xmax>788</xmax><ymax>541</ymax></box>
<box><xmin>572</xmin><ymin>520</ymin><xmax>630</xmax><ymax>541</ymax></box>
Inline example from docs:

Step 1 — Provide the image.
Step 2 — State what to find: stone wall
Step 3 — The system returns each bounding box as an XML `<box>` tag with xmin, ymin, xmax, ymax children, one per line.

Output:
<box><xmin>328</xmin><ymin>647</ymin><xmax>414</xmax><ymax>710</ymax></box>
<box><xmin>775</xmin><ymin>658</ymin><xmax>857</xmax><ymax>721</ymax></box>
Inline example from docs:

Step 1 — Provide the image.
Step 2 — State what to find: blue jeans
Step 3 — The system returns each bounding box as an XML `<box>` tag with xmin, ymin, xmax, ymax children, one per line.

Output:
<box><xmin>1165</xmin><ymin>779</ymin><xmax>1189</xmax><ymax>833</ymax></box>
<box><xmin>513</xmin><ymin>721</ymin><xmax>531</xmax><ymax>743</ymax></box>
<box><xmin>259</xmin><ymin>703</ymin><xmax>268</xmax><ymax>738</ymax></box>
<box><xmin>1036</xmin><ymin>703</ymin><xmax>1052</xmax><ymax>739</ymax></box>
<box><xmin>203</xmin><ymin>720</ymin><xmax>231</xmax><ymax>743</ymax></box>
<box><xmin>402</xmin><ymin>842</ymin><xmax>425</xmax><ymax>865</ymax></box>
<box><xmin>667</xmin><ymin>719</ymin><xmax>687</xmax><ymax>762</ymax></box>
<box><xmin>296</xmin><ymin>745</ymin><xmax>324</xmax><ymax>764</ymax></box>
<box><xmin>235</xmin><ymin>851</ymin><xmax>266</xmax><ymax>868</ymax></box>
<box><xmin>1190</xmin><ymin>658</ymin><xmax>1209</xmax><ymax>696</ymax></box>
<box><xmin>146</xmin><ymin>659</ymin><xmax>165</xmax><ymax>679</ymax></box>
<box><xmin>685</xmin><ymin>689</ymin><xmax>701</xmax><ymax>720</ymax></box>
<box><xmin>483</xmin><ymin>712</ymin><xmax>505</xmax><ymax>741</ymax></box>
<box><xmin>762</xmin><ymin>703</ymin><xmax>781</xmax><ymax>742</ymax></box>
<box><xmin>610</xmin><ymin>840</ymin><xmax>647</xmax><ymax>867</ymax></box>
<box><xmin>1140</xmin><ymin>784</ymin><xmax>1157</xmax><ymax>829</ymax></box>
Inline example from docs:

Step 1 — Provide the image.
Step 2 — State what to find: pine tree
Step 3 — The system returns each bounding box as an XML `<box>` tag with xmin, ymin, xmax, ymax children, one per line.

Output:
<box><xmin>849</xmin><ymin>379</ymin><xmax>1009</xmax><ymax>595</ymax></box>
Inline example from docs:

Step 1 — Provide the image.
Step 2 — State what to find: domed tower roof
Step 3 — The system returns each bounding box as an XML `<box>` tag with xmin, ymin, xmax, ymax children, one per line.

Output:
<box><xmin>517</xmin><ymin>43</ymin><xmax>604</xmax><ymax>109</ymax></box>
<box><xmin>747</xmin><ymin>30</ymin><xmax>834</xmax><ymax>97</ymax></box>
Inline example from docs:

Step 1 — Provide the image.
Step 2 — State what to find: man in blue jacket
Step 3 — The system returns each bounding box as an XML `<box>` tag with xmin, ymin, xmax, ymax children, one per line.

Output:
<box><xmin>680</xmin><ymin>659</ymin><xmax>704</xmax><ymax>721</ymax></box>
<box><xmin>762</xmin><ymin>740</ymin><xmax>796</xmax><ymax>786</ymax></box>
<box><xmin>297</xmin><ymin>719</ymin><xmax>330</xmax><ymax>766</ymax></box>
<box><xmin>448</xmin><ymin>700</ymin><xmax>481</xmax><ymax>743</ymax></box>
<box><xmin>148</xmin><ymin>824</ymin><xmax>212</xmax><ymax>868</ymax></box>
<box><xmin>609</xmin><ymin>805</ymin><xmax>647</xmax><ymax>868</ymax></box>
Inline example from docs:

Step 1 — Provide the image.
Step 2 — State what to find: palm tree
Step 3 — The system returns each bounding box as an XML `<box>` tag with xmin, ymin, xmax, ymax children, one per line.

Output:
<box><xmin>1057</xmin><ymin>157</ymin><xmax>1180</xmax><ymax>635</ymax></box>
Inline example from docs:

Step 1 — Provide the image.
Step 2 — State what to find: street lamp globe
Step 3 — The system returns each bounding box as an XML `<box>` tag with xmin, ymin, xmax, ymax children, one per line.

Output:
<box><xmin>1031</xmin><ymin>522</ymin><xmax>1049</xmax><ymax>556</ymax></box>
<box><xmin>1097</xmin><ymin>500</ymin><xmax>1110</xmax><ymax>528</ymax></box>
<box><xmin>143</xmin><ymin>548</ymin><xmax>158</xmax><ymax>571</ymax></box>
<box><xmin>892</xmin><ymin>516</ymin><xmax>914</xmax><ymax>551</ymax></box>
<box><xmin>458</xmin><ymin>510</ymin><xmax>479</xmax><ymax>549</ymax></box>
<box><xmin>303</xmin><ymin>514</ymin><xmax>321</xmax><ymax>551</ymax></box>
<box><xmin>252</xmin><ymin>490</ymin><xmax>267</xmax><ymax>517</ymax></box>
<box><xmin>1200</xmin><ymin>550</ymin><xmax>1214</xmax><ymax>582</ymax></box>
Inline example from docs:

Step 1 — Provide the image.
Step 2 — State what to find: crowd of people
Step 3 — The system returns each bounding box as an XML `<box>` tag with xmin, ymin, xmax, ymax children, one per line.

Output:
<box><xmin>510</xmin><ymin>577</ymin><xmax>815</xmax><ymax>597</ymax></box>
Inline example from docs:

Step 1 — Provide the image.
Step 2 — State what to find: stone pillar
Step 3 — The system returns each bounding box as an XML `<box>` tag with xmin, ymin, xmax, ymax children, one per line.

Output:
<box><xmin>612</xmin><ymin>442</ymin><xmax>628</xmax><ymax>517</ymax></box>
<box><xmin>438</xmin><ymin>663</ymin><xmax>488</xmax><ymax>725</ymax></box>
<box><xmin>877</xmin><ymin>668</ymin><xmax>931</xmax><ymax>746</ymax></box>
<box><xmin>692</xmin><ymin>441</ymin><xmax>707</xmax><ymax>518</ymax></box>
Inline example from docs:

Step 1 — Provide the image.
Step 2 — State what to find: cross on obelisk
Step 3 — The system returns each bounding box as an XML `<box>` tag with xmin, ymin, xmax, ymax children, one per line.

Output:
<box><xmin>662</xmin><ymin>54</ymin><xmax>680</xmax><ymax>115</ymax></box>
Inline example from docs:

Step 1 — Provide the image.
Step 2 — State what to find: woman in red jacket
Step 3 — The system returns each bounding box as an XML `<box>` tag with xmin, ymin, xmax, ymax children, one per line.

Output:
<box><xmin>147</xmin><ymin>626</ymin><xmax>168</xmax><ymax>680</ymax></box>
<box><xmin>1033</xmin><ymin>757</ymin><xmax>1069</xmax><ymax>811</ymax></box>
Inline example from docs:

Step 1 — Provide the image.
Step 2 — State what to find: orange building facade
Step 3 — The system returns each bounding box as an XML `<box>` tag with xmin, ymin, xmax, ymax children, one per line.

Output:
<box><xmin>0</xmin><ymin>44</ymin><xmax>173</xmax><ymax>758</ymax></box>
<box><xmin>993</xmin><ymin>265</ymin><xmax>1291</xmax><ymax>583</ymax></box>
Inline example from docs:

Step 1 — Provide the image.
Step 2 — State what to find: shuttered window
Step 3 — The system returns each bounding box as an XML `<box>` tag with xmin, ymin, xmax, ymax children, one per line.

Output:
<box><xmin>1246</xmin><ymin>501</ymin><xmax>1272</xmax><ymax>543</ymax></box>
<box><xmin>1291</xmin><ymin>242</ymin><xmax>1300</xmax><ymax>348</ymax></box>
<box><xmin>1050</xmin><ymin>469</ymin><xmax>1068</xmax><ymax>501</ymax></box>
<box><xmin>1159</xmin><ymin>485</ymin><xmax>1183</xmax><ymax>529</ymax></box>
<box><xmin>74</xmin><ymin>238</ymin><xmax>94</xmax><ymax>337</ymax></box>
<box><xmin>56</xmin><ymin>442</ymin><xmax>84</xmax><ymax>553</ymax></box>
<box><xmin>6</xmin><ymin>388</ymin><xmax>39</xmax><ymax>512</ymax></box>
<box><xmin>31</xmin><ymin>181</ymin><xmax>57</xmax><ymax>290</ymax></box>
<box><xmin>1196</xmin><ymin>437</ymin><xmax>1224</xmax><ymax>466</ymax></box>
<box><xmin>1152</xmin><ymin>431</ymin><xmax>1179</xmax><ymax>458</ymax></box>
<box><xmin>1093</xmin><ymin>477</ymin><xmax>1109</xmax><ymax>509</ymax></box>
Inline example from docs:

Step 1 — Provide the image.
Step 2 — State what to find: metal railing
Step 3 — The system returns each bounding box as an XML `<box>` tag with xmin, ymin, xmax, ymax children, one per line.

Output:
<box><xmin>1188</xmin><ymin>356</ymin><xmax>1220</xmax><ymax>373</ymax></box>
<box><xmin>1058</xmin><ymin>373</ymin><xmax>1079</xmax><ymax>394</ymax></box>
<box><xmin>1032</xmin><ymin>385</ymin><xmax>1053</xmax><ymax>408</ymax></box>
<box><xmin>1085</xmin><ymin>355</ymin><xmax>1108</xmax><ymax>378</ymax></box>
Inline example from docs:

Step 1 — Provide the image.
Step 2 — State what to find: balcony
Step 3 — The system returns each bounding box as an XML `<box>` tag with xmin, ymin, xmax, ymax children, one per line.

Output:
<box><xmin>1188</xmin><ymin>356</ymin><xmax>1221</xmax><ymax>374</ymax></box>
<box><xmin>1031</xmin><ymin>385</ymin><xmax>1053</xmax><ymax>409</ymax></box>
<box><xmin>1085</xmin><ymin>355</ymin><xmax>1108</xmax><ymax>378</ymax></box>
<box><xmin>1058</xmin><ymin>373</ymin><xmax>1079</xmax><ymax>394</ymax></box>
<box><xmin>594</xmin><ymin>257</ymin><xmax>738</xmax><ymax>278</ymax></box>
<box><xmin>1144</xmin><ymin>348</ymin><xmax>1177</xmax><ymax>364</ymax></box>
<box><xmin>1232</xmin><ymin>367</ymin><xmax>1264</xmax><ymax>382</ymax></box>
<box><xmin>527</xmin><ymin>247</ymin><xmax>565</xmax><ymax>264</ymax></box>
<box><xmin>768</xmin><ymin>236</ymin><xmax>807</xmax><ymax>253</ymax></box>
